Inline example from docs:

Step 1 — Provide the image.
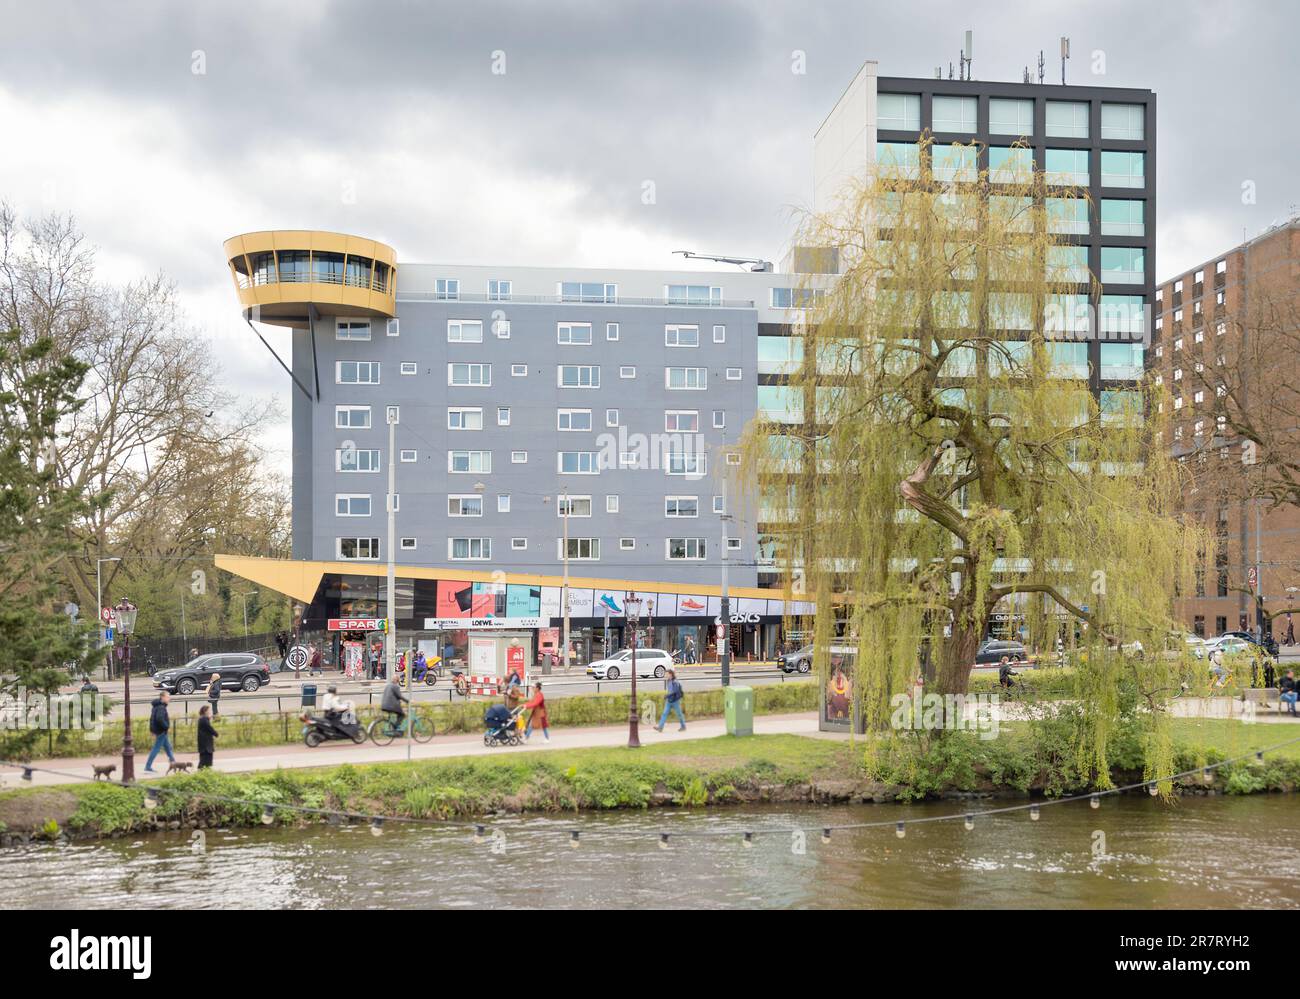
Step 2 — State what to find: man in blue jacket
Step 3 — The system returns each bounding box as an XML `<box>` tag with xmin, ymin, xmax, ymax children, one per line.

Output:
<box><xmin>143</xmin><ymin>692</ymin><xmax>176</xmax><ymax>772</ymax></box>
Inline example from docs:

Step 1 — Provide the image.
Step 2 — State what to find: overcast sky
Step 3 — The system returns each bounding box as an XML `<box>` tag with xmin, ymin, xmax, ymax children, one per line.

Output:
<box><xmin>1</xmin><ymin>0</ymin><xmax>1295</xmax><ymax>468</ymax></box>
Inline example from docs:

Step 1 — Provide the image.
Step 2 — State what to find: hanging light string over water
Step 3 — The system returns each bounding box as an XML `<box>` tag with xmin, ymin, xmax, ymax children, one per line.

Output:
<box><xmin>4</xmin><ymin>733</ymin><xmax>1299</xmax><ymax>847</ymax></box>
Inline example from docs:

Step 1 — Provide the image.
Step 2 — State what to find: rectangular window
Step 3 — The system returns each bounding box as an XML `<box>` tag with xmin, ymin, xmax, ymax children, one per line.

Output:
<box><xmin>498</xmin><ymin>494</ymin><xmax>510</xmax><ymax>513</ymax></box>
<box><xmin>665</xmin><ymin>324</ymin><xmax>700</xmax><ymax>347</ymax></box>
<box><xmin>713</xmin><ymin>324</ymin><xmax>726</xmax><ymax>343</ymax></box>
<box><xmin>1045</xmin><ymin>148</ymin><xmax>1089</xmax><ymax>186</ymax></box>
<box><xmin>448</xmin><ymin>538</ymin><xmax>491</xmax><ymax>561</ymax></box>
<box><xmin>560</xmin><ymin>538</ymin><xmax>600</xmax><ymax>561</ymax></box>
<box><xmin>605</xmin><ymin>409</ymin><xmax>619</xmax><ymax>427</ymax></box>
<box><xmin>559</xmin><ymin>282</ymin><xmax>616</xmax><ymax>303</ymax></box>
<box><xmin>712</xmin><ymin>410</ymin><xmax>725</xmax><ymax>429</ymax></box>
<box><xmin>606</xmin><ymin>322</ymin><xmax>619</xmax><ymax>341</ymax></box>
<box><xmin>558</xmin><ymin>409</ymin><xmax>593</xmax><ymax>431</ymax></box>
<box><xmin>400</xmin><ymin>537</ymin><xmax>417</xmax><ymax>550</ymax></box>
<box><xmin>400</xmin><ymin>362</ymin><xmax>418</xmax><ymax>375</ymax></box>
<box><xmin>337</xmin><ymin>537</ymin><xmax>381</xmax><ymax>560</ymax></box>
<box><xmin>665</xmin><ymin>496</ymin><xmax>699</xmax><ymax>518</ymax></box>
<box><xmin>931</xmin><ymin>95</ymin><xmax>977</xmax><ymax>133</ymax></box>
<box><xmin>497</xmin><ymin>407</ymin><xmax>510</xmax><ymax>426</ymax></box>
<box><xmin>400</xmin><ymin>449</ymin><xmax>417</xmax><ymax>462</ymax></box>
<box><xmin>877</xmin><ymin>92</ymin><xmax>920</xmax><ymax>130</ymax></box>
<box><xmin>1099</xmin><ymin>295</ymin><xmax>1146</xmax><ymax>335</ymax></box>
<box><xmin>337</xmin><ymin>448</ymin><xmax>381</xmax><ymax>472</ymax></box>
<box><xmin>666</xmin><ymin>367</ymin><xmax>707</xmax><ymax>390</ymax></box>
<box><xmin>488</xmin><ymin>279</ymin><xmax>512</xmax><ymax>301</ymax></box>
<box><xmin>1099</xmin><ymin>342</ymin><xmax>1145</xmax><ymax>380</ymax></box>
<box><xmin>988</xmin><ymin>97</ymin><xmax>1033</xmax><ymax>136</ymax></box>
<box><xmin>557</xmin><ymin>495</ymin><xmax>592</xmax><ymax>517</ymax></box>
<box><xmin>665</xmin><ymin>410</ymin><xmax>699</xmax><ymax>433</ymax></box>
<box><xmin>511</xmin><ymin>364</ymin><xmax>527</xmax><ymax>377</ymax></box>
<box><xmin>725</xmin><ymin>367</ymin><xmax>742</xmax><ymax>380</ymax></box>
<box><xmin>1100</xmin><ymin>247</ymin><xmax>1145</xmax><ymax>285</ymax></box>
<box><xmin>666</xmin><ymin>538</ymin><xmax>707</xmax><ymax>560</ymax></box>
<box><xmin>665</xmin><ymin>284</ymin><xmax>722</xmax><ymax>305</ymax></box>
<box><xmin>1100</xmin><ymin>199</ymin><xmax>1145</xmax><ymax>237</ymax></box>
<box><xmin>666</xmin><ymin>453</ymin><xmax>707</xmax><ymax>476</ymax></box>
<box><xmin>511</xmin><ymin>538</ymin><xmax>527</xmax><ymax>550</ymax></box>
<box><xmin>931</xmin><ymin>144</ymin><xmax>977</xmax><ymax>182</ymax></box>
<box><xmin>511</xmin><ymin>451</ymin><xmax>527</xmax><ymax>463</ymax></box>
<box><xmin>619</xmin><ymin>365</ymin><xmax>636</xmax><ymax>379</ymax></box>
<box><xmin>493</xmin><ymin>317</ymin><xmax>511</xmax><ymax>338</ymax></box>
<box><xmin>1101</xmin><ymin>151</ymin><xmax>1145</xmax><ymax>188</ymax></box>
<box><xmin>606</xmin><ymin>495</ymin><xmax>619</xmax><ymax>513</ymax></box>
<box><xmin>620</xmin><ymin>538</ymin><xmax>635</xmax><ymax>551</ymax></box>
<box><xmin>335</xmin><ymin>320</ymin><xmax>372</xmax><ymax>341</ymax></box>
<box><xmin>1101</xmin><ymin>102</ymin><xmax>1144</xmax><ymax>140</ymax></box>
<box><xmin>448</xmin><ymin>496</ymin><xmax>483</xmax><ymax>517</ymax></box>
<box><xmin>713</xmin><ymin>495</ymin><xmax>725</xmax><ymax>514</ymax></box>
<box><xmin>335</xmin><ymin>494</ymin><xmax>371</xmax><ymax>517</ymax></box>
<box><xmin>448</xmin><ymin>450</ymin><xmax>492</xmax><ymax>473</ymax></box>
<box><xmin>558</xmin><ymin>451</ymin><xmax>599</xmax><ymax>474</ymax></box>
<box><xmin>1045</xmin><ymin>197</ymin><xmax>1089</xmax><ymax>235</ymax></box>
<box><xmin>335</xmin><ymin>405</ymin><xmax>371</xmax><ymax>429</ymax></box>
<box><xmin>558</xmin><ymin>365</ymin><xmax>600</xmax><ymax>388</ymax></box>
<box><xmin>336</xmin><ymin>361</ymin><xmax>380</xmax><ymax>384</ymax></box>
<box><xmin>447</xmin><ymin>320</ymin><xmax>483</xmax><ymax>343</ymax></box>
<box><xmin>448</xmin><ymin>363</ymin><xmax>491</xmax><ymax>386</ymax></box>
<box><xmin>875</xmin><ymin>141</ymin><xmax>921</xmax><ymax>179</ymax></box>
<box><xmin>988</xmin><ymin>146</ymin><xmax>1033</xmax><ymax>183</ymax></box>
<box><xmin>557</xmin><ymin>322</ymin><xmax>593</xmax><ymax>345</ymax></box>
<box><xmin>447</xmin><ymin>407</ymin><xmax>483</xmax><ymax>430</ymax></box>
<box><xmin>1045</xmin><ymin>100</ymin><xmax>1089</xmax><ymax>138</ymax></box>
<box><xmin>435</xmin><ymin>278</ymin><xmax>459</xmax><ymax>300</ymax></box>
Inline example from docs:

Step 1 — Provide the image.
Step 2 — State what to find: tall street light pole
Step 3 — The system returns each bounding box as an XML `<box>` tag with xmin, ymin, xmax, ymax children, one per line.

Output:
<box><xmin>720</xmin><ymin>477</ymin><xmax>733</xmax><ymax>687</ymax></box>
<box><xmin>562</xmin><ymin>485</ymin><xmax>571</xmax><ymax>670</ymax></box>
<box><xmin>626</xmin><ymin>592</ymin><xmax>642</xmax><ymax>747</ymax></box>
<box><xmin>114</xmin><ymin>598</ymin><xmax>139</xmax><ymax>782</ymax></box>
<box><xmin>386</xmin><ymin>406</ymin><xmax>400</xmax><ymax>691</ymax></box>
<box><xmin>236</xmin><ymin>589</ymin><xmax>258</xmax><ymax>638</ymax></box>
<box><xmin>96</xmin><ymin>557</ymin><xmax>120</xmax><ymax>679</ymax></box>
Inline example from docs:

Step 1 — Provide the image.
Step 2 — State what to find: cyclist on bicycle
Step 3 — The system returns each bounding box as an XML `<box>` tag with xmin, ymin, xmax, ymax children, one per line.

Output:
<box><xmin>381</xmin><ymin>675</ymin><xmax>409</xmax><ymax>726</ymax></box>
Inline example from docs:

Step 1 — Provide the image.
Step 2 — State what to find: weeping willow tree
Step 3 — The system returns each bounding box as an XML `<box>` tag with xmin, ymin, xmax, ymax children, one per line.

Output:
<box><xmin>740</xmin><ymin>137</ymin><xmax>1206</xmax><ymax>782</ymax></box>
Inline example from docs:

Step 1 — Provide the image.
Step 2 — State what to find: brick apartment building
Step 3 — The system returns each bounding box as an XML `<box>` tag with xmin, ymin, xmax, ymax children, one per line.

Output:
<box><xmin>1150</xmin><ymin>217</ymin><xmax>1300</xmax><ymax>642</ymax></box>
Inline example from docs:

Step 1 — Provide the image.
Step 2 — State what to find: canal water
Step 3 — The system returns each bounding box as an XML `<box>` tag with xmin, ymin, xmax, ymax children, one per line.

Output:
<box><xmin>2</xmin><ymin>796</ymin><xmax>1298</xmax><ymax>908</ymax></box>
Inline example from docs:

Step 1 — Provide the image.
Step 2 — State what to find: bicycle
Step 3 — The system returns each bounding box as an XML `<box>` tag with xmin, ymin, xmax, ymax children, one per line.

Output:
<box><xmin>367</xmin><ymin>711</ymin><xmax>435</xmax><ymax>746</ymax></box>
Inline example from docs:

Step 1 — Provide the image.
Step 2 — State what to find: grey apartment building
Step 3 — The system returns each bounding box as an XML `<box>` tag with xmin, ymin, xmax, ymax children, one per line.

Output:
<box><xmin>218</xmin><ymin>59</ymin><xmax>1156</xmax><ymax>663</ymax></box>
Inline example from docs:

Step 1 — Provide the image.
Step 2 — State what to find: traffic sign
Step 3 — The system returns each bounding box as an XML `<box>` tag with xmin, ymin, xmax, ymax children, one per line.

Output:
<box><xmin>100</xmin><ymin>606</ymin><xmax>112</xmax><ymax>624</ymax></box>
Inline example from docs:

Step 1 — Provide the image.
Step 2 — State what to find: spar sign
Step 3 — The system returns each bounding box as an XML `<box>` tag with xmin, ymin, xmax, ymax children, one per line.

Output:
<box><xmin>327</xmin><ymin>618</ymin><xmax>388</xmax><ymax>632</ymax></box>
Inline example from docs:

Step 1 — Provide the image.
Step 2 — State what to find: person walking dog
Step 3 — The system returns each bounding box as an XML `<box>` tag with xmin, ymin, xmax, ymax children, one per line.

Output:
<box><xmin>655</xmin><ymin>669</ymin><xmax>686</xmax><ymax>732</ymax></box>
<box><xmin>144</xmin><ymin>692</ymin><xmax>176</xmax><ymax>772</ymax></box>
<box><xmin>197</xmin><ymin>704</ymin><xmax>219</xmax><ymax>769</ymax></box>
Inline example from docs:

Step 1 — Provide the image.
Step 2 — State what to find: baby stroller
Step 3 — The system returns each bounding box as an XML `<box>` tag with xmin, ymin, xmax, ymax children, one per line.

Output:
<box><xmin>483</xmin><ymin>703</ymin><xmax>524</xmax><ymax>747</ymax></box>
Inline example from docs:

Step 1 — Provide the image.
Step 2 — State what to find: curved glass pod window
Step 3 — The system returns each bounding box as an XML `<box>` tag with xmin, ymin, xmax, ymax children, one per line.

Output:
<box><xmin>311</xmin><ymin>252</ymin><xmax>345</xmax><ymax>285</ymax></box>
<box><xmin>277</xmin><ymin>250</ymin><xmax>310</xmax><ymax>283</ymax></box>
<box><xmin>344</xmin><ymin>255</ymin><xmax>375</xmax><ymax>288</ymax></box>
<box><xmin>230</xmin><ymin>254</ymin><xmax>252</xmax><ymax>289</ymax></box>
<box><xmin>371</xmin><ymin>261</ymin><xmax>391</xmax><ymax>294</ymax></box>
<box><xmin>250</xmin><ymin>252</ymin><xmax>278</xmax><ymax>286</ymax></box>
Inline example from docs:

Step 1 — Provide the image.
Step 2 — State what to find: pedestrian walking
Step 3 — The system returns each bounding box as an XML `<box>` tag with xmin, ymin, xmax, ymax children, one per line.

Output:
<box><xmin>369</xmin><ymin>641</ymin><xmax>382</xmax><ymax>680</ymax></box>
<box><xmin>276</xmin><ymin>630</ymin><xmax>289</xmax><ymax>665</ymax></box>
<box><xmin>206</xmin><ymin>671</ymin><xmax>222</xmax><ymax>718</ymax></box>
<box><xmin>308</xmin><ymin>643</ymin><xmax>323</xmax><ymax>676</ymax></box>
<box><xmin>143</xmin><ymin>692</ymin><xmax>175</xmax><ymax>772</ymax></box>
<box><xmin>655</xmin><ymin>668</ymin><xmax>686</xmax><ymax>732</ymax></box>
<box><xmin>197</xmin><ymin>705</ymin><xmax>219</xmax><ymax>769</ymax></box>
<box><xmin>1286</xmin><ymin>613</ymin><xmax>1296</xmax><ymax>647</ymax></box>
<box><xmin>684</xmin><ymin>635</ymin><xmax>696</xmax><ymax>664</ymax></box>
<box><xmin>523</xmin><ymin>682</ymin><xmax>550</xmax><ymax>741</ymax></box>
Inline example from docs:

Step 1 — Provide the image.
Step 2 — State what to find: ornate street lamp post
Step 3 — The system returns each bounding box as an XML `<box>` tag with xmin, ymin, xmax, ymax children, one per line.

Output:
<box><xmin>114</xmin><ymin>598</ymin><xmax>139</xmax><ymax>782</ymax></box>
<box><xmin>625</xmin><ymin>592</ymin><xmax>642</xmax><ymax>748</ymax></box>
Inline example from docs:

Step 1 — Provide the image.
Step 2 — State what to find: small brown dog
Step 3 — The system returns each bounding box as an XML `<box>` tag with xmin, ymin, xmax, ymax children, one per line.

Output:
<box><xmin>166</xmin><ymin>761</ymin><xmax>193</xmax><ymax>775</ymax></box>
<box><xmin>92</xmin><ymin>764</ymin><xmax>117</xmax><ymax>781</ymax></box>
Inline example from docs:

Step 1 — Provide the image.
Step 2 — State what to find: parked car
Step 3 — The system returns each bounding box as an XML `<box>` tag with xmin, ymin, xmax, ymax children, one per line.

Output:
<box><xmin>1206</xmin><ymin>635</ymin><xmax>1274</xmax><ymax>663</ymax></box>
<box><xmin>1216</xmin><ymin>630</ymin><xmax>1279</xmax><ymax>658</ymax></box>
<box><xmin>587</xmin><ymin>648</ymin><xmax>674</xmax><ymax>679</ymax></box>
<box><xmin>153</xmin><ymin>653</ymin><xmax>271</xmax><ymax>695</ymax></box>
<box><xmin>974</xmin><ymin>640</ymin><xmax>1029</xmax><ymax>667</ymax></box>
<box><xmin>776</xmin><ymin>645</ymin><xmax>814</xmax><ymax>674</ymax></box>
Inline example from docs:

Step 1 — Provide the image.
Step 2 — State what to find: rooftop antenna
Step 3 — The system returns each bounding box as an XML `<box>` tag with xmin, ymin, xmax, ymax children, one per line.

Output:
<box><xmin>1037</xmin><ymin>50</ymin><xmax>1045</xmax><ymax>85</ymax></box>
<box><xmin>1023</xmin><ymin>66</ymin><xmax>1032</xmax><ymax>84</ymax></box>
<box><xmin>962</xmin><ymin>30</ymin><xmax>973</xmax><ymax>81</ymax></box>
<box><xmin>673</xmin><ymin>250</ymin><xmax>773</xmax><ymax>273</ymax></box>
<box><xmin>1060</xmin><ymin>36</ymin><xmax>1070</xmax><ymax>85</ymax></box>
<box><xmin>948</xmin><ymin>61</ymin><xmax>954</xmax><ymax>80</ymax></box>
<box><xmin>935</xmin><ymin>66</ymin><xmax>942</xmax><ymax>79</ymax></box>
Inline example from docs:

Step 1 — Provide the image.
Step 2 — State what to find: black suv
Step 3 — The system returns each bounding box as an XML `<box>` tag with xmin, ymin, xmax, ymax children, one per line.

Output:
<box><xmin>153</xmin><ymin>653</ymin><xmax>271</xmax><ymax>695</ymax></box>
<box><xmin>974</xmin><ymin>640</ymin><xmax>1029</xmax><ymax>666</ymax></box>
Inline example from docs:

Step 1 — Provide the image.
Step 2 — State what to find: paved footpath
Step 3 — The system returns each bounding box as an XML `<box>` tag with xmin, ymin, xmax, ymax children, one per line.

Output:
<box><xmin>0</xmin><ymin>712</ymin><xmax>822</xmax><ymax>790</ymax></box>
